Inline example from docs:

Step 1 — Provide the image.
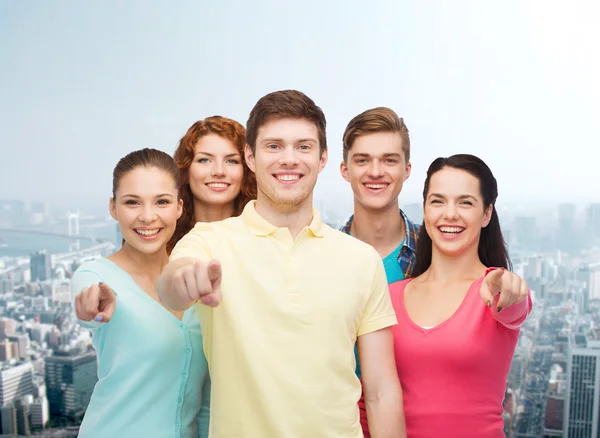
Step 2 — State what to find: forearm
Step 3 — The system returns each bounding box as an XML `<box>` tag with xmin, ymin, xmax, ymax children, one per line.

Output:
<box><xmin>157</xmin><ymin>258</ymin><xmax>197</xmax><ymax>311</ymax></box>
<box><xmin>491</xmin><ymin>293</ymin><xmax>532</xmax><ymax>330</ymax></box>
<box><xmin>365</xmin><ymin>383</ymin><xmax>406</xmax><ymax>438</ymax></box>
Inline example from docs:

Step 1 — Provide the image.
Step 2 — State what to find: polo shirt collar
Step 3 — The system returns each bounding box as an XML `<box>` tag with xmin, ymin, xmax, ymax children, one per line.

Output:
<box><xmin>242</xmin><ymin>201</ymin><xmax>325</xmax><ymax>238</ymax></box>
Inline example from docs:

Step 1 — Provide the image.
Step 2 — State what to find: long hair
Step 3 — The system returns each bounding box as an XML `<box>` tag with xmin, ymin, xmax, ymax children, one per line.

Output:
<box><xmin>412</xmin><ymin>154</ymin><xmax>511</xmax><ymax>277</ymax></box>
<box><xmin>167</xmin><ymin>116</ymin><xmax>257</xmax><ymax>253</ymax></box>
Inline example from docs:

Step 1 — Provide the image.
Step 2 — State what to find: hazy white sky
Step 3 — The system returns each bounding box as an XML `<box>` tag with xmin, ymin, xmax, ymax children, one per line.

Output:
<box><xmin>1</xmin><ymin>0</ymin><xmax>598</xmax><ymax>209</ymax></box>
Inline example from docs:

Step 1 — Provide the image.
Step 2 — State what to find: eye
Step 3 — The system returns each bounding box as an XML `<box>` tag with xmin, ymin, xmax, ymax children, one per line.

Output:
<box><xmin>298</xmin><ymin>144</ymin><xmax>310</xmax><ymax>150</ymax></box>
<box><xmin>226</xmin><ymin>159</ymin><xmax>241</xmax><ymax>164</ymax></box>
<box><xmin>430</xmin><ymin>199</ymin><xmax>443</xmax><ymax>204</ymax></box>
<box><xmin>157</xmin><ymin>199</ymin><xmax>170</xmax><ymax>205</ymax></box>
<box><xmin>267</xmin><ymin>144</ymin><xmax>279</xmax><ymax>150</ymax></box>
<box><xmin>384</xmin><ymin>159</ymin><xmax>398</xmax><ymax>164</ymax></box>
<box><xmin>355</xmin><ymin>159</ymin><xmax>368</xmax><ymax>164</ymax></box>
<box><xmin>125</xmin><ymin>200</ymin><xmax>138</xmax><ymax>205</ymax></box>
<box><xmin>461</xmin><ymin>201</ymin><xmax>473</xmax><ymax>206</ymax></box>
<box><xmin>197</xmin><ymin>158</ymin><xmax>210</xmax><ymax>163</ymax></box>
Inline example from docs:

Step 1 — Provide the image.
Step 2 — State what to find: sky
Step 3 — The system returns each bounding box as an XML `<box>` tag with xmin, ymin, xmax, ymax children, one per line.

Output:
<box><xmin>0</xmin><ymin>0</ymin><xmax>598</xmax><ymax>213</ymax></box>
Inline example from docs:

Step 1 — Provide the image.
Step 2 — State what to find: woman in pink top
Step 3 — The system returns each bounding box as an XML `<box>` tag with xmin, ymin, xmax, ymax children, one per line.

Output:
<box><xmin>385</xmin><ymin>154</ymin><xmax>531</xmax><ymax>438</ymax></box>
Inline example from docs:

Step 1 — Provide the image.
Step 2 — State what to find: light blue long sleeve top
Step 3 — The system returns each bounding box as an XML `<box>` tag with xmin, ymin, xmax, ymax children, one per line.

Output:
<box><xmin>70</xmin><ymin>258</ymin><xmax>210</xmax><ymax>438</ymax></box>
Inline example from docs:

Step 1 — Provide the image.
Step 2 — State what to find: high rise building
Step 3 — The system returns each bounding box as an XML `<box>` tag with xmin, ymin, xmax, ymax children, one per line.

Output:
<box><xmin>0</xmin><ymin>362</ymin><xmax>34</xmax><ymax>406</ymax></box>
<box><xmin>45</xmin><ymin>349</ymin><xmax>97</xmax><ymax>419</ymax></box>
<box><xmin>30</xmin><ymin>250</ymin><xmax>51</xmax><ymax>282</ymax></box>
<box><xmin>0</xmin><ymin>317</ymin><xmax>17</xmax><ymax>340</ymax></box>
<box><xmin>564</xmin><ymin>340</ymin><xmax>600</xmax><ymax>437</ymax></box>
<box><xmin>514</xmin><ymin>216</ymin><xmax>537</xmax><ymax>249</ymax></box>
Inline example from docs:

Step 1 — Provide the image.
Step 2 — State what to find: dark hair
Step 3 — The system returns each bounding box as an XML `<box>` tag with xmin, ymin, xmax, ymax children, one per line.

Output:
<box><xmin>342</xmin><ymin>107</ymin><xmax>410</xmax><ymax>163</ymax></box>
<box><xmin>167</xmin><ymin>116</ymin><xmax>257</xmax><ymax>253</ymax></box>
<box><xmin>246</xmin><ymin>90</ymin><xmax>327</xmax><ymax>155</ymax></box>
<box><xmin>112</xmin><ymin>148</ymin><xmax>180</xmax><ymax>198</ymax></box>
<box><xmin>412</xmin><ymin>154</ymin><xmax>511</xmax><ymax>277</ymax></box>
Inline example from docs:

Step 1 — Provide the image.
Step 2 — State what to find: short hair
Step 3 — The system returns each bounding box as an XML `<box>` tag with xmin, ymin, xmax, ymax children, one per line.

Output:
<box><xmin>342</xmin><ymin>107</ymin><xmax>410</xmax><ymax>163</ymax></box>
<box><xmin>246</xmin><ymin>90</ymin><xmax>327</xmax><ymax>155</ymax></box>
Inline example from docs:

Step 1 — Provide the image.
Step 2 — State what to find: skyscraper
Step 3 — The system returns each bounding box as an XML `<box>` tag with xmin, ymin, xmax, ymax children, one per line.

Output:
<box><xmin>44</xmin><ymin>349</ymin><xmax>97</xmax><ymax>419</ymax></box>
<box><xmin>30</xmin><ymin>250</ymin><xmax>51</xmax><ymax>282</ymax></box>
<box><xmin>564</xmin><ymin>340</ymin><xmax>600</xmax><ymax>437</ymax></box>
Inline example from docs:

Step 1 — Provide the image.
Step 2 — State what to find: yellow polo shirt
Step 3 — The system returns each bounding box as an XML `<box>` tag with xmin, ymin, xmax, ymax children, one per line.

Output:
<box><xmin>170</xmin><ymin>201</ymin><xmax>397</xmax><ymax>438</ymax></box>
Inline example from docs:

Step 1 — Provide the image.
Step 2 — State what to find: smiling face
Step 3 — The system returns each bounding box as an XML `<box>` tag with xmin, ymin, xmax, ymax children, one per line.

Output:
<box><xmin>110</xmin><ymin>166</ymin><xmax>182</xmax><ymax>255</ymax></box>
<box><xmin>188</xmin><ymin>134</ymin><xmax>244</xmax><ymax>212</ymax></box>
<box><xmin>341</xmin><ymin>131</ymin><xmax>411</xmax><ymax>211</ymax></box>
<box><xmin>245</xmin><ymin>117</ymin><xmax>327</xmax><ymax>213</ymax></box>
<box><xmin>423</xmin><ymin>166</ymin><xmax>492</xmax><ymax>258</ymax></box>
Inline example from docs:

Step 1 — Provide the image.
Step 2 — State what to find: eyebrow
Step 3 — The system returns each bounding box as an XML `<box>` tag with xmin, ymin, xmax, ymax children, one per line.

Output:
<box><xmin>121</xmin><ymin>193</ymin><xmax>175</xmax><ymax>199</ymax></box>
<box><xmin>194</xmin><ymin>152</ymin><xmax>241</xmax><ymax>158</ymax></box>
<box><xmin>261</xmin><ymin>137</ymin><xmax>318</xmax><ymax>144</ymax></box>
<box><xmin>352</xmin><ymin>152</ymin><xmax>402</xmax><ymax>158</ymax></box>
<box><xmin>428</xmin><ymin>193</ymin><xmax>478</xmax><ymax>201</ymax></box>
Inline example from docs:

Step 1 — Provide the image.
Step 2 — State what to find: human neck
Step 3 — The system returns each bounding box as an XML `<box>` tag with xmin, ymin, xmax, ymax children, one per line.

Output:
<box><xmin>422</xmin><ymin>246</ymin><xmax>486</xmax><ymax>283</ymax></box>
<box><xmin>109</xmin><ymin>243</ymin><xmax>170</xmax><ymax>280</ymax></box>
<box><xmin>350</xmin><ymin>200</ymin><xmax>404</xmax><ymax>258</ymax></box>
<box><xmin>193</xmin><ymin>200</ymin><xmax>235</xmax><ymax>223</ymax></box>
<box><xmin>254</xmin><ymin>193</ymin><xmax>314</xmax><ymax>240</ymax></box>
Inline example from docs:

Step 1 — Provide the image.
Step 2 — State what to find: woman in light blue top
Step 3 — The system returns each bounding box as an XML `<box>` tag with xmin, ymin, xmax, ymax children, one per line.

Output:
<box><xmin>71</xmin><ymin>148</ymin><xmax>210</xmax><ymax>438</ymax></box>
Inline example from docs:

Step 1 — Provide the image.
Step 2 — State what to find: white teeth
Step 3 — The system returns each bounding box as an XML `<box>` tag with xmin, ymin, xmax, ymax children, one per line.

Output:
<box><xmin>439</xmin><ymin>227</ymin><xmax>464</xmax><ymax>234</ymax></box>
<box><xmin>277</xmin><ymin>174</ymin><xmax>300</xmax><ymax>181</ymax></box>
<box><xmin>136</xmin><ymin>229</ymin><xmax>160</xmax><ymax>236</ymax></box>
<box><xmin>207</xmin><ymin>183</ymin><xmax>229</xmax><ymax>188</ymax></box>
<box><xmin>365</xmin><ymin>184</ymin><xmax>388</xmax><ymax>189</ymax></box>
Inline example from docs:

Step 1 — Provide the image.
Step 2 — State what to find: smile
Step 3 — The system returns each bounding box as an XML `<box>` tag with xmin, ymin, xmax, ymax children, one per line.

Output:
<box><xmin>206</xmin><ymin>182</ymin><xmax>230</xmax><ymax>191</ymax></box>
<box><xmin>438</xmin><ymin>226</ymin><xmax>465</xmax><ymax>234</ymax></box>
<box><xmin>363</xmin><ymin>182</ymin><xmax>389</xmax><ymax>191</ymax></box>
<box><xmin>135</xmin><ymin>228</ymin><xmax>161</xmax><ymax>237</ymax></box>
<box><xmin>274</xmin><ymin>174</ymin><xmax>302</xmax><ymax>183</ymax></box>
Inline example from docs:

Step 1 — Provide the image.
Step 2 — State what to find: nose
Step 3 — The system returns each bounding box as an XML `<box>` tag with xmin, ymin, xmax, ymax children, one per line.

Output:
<box><xmin>278</xmin><ymin>146</ymin><xmax>299</xmax><ymax>166</ymax></box>
<box><xmin>367</xmin><ymin>159</ymin><xmax>384</xmax><ymax>178</ymax></box>
<box><xmin>138</xmin><ymin>204</ymin><xmax>157</xmax><ymax>223</ymax></box>
<box><xmin>443</xmin><ymin>202</ymin><xmax>459</xmax><ymax>220</ymax></box>
<box><xmin>211</xmin><ymin>160</ymin><xmax>225</xmax><ymax>177</ymax></box>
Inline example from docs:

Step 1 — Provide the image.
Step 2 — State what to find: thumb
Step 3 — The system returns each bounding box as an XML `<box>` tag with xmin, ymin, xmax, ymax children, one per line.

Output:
<box><xmin>207</xmin><ymin>260</ymin><xmax>222</xmax><ymax>288</ymax></box>
<box><xmin>98</xmin><ymin>282</ymin><xmax>116</xmax><ymax>301</ymax></box>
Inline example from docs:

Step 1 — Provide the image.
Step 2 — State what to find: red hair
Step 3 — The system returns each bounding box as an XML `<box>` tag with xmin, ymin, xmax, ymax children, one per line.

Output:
<box><xmin>167</xmin><ymin>116</ymin><xmax>257</xmax><ymax>253</ymax></box>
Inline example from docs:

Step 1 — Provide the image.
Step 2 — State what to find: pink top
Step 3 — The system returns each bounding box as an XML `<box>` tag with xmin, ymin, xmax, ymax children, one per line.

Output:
<box><xmin>359</xmin><ymin>269</ymin><xmax>532</xmax><ymax>438</ymax></box>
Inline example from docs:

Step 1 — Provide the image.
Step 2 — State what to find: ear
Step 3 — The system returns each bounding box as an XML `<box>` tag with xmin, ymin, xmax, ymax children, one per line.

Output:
<box><xmin>109</xmin><ymin>198</ymin><xmax>117</xmax><ymax>221</ymax></box>
<box><xmin>482</xmin><ymin>204</ymin><xmax>493</xmax><ymax>228</ymax></box>
<box><xmin>404</xmin><ymin>161</ymin><xmax>412</xmax><ymax>182</ymax></box>
<box><xmin>340</xmin><ymin>160</ymin><xmax>350</xmax><ymax>183</ymax></box>
<box><xmin>176</xmin><ymin>198</ymin><xmax>184</xmax><ymax>220</ymax></box>
<box><xmin>318</xmin><ymin>148</ymin><xmax>328</xmax><ymax>173</ymax></box>
<box><xmin>244</xmin><ymin>144</ymin><xmax>256</xmax><ymax>173</ymax></box>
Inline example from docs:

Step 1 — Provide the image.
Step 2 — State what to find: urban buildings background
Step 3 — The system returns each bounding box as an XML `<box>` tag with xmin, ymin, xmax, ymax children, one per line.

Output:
<box><xmin>1</xmin><ymin>198</ymin><xmax>600</xmax><ymax>436</ymax></box>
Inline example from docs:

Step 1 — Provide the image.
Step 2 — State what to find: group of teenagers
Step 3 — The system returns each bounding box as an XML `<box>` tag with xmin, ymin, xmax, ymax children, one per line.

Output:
<box><xmin>70</xmin><ymin>89</ymin><xmax>533</xmax><ymax>438</ymax></box>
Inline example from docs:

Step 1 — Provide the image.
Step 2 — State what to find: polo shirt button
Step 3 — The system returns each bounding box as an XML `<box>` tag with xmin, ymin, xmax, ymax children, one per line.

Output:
<box><xmin>176</xmin><ymin>422</ymin><xmax>180</xmax><ymax>428</ymax></box>
<box><xmin>186</xmin><ymin>348</ymin><xmax>191</xmax><ymax>354</ymax></box>
<box><xmin>178</xmin><ymin>397</ymin><xmax>182</xmax><ymax>403</ymax></box>
<box><xmin>183</xmin><ymin>373</ymin><xmax>187</xmax><ymax>378</ymax></box>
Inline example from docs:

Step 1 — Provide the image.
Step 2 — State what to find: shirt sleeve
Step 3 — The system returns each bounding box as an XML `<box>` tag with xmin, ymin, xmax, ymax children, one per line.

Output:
<box><xmin>170</xmin><ymin>225</ymin><xmax>212</xmax><ymax>263</ymax></box>
<box><xmin>357</xmin><ymin>251</ymin><xmax>398</xmax><ymax>337</ymax></box>
<box><xmin>70</xmin><ymin>267</ymin><xmax>106</xmax><ymax>330</ymax></box>
<box><xmin>484</xmin><ymin>268</ymin><xmax>533</xmax><ymax>330</ymax></box>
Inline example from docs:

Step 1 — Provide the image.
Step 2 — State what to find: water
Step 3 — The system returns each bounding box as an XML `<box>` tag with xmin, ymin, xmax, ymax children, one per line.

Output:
<box><xmin>0</xmin><ymin>223</ymin><xmax>118</xmax><ymax>258</ymax></box>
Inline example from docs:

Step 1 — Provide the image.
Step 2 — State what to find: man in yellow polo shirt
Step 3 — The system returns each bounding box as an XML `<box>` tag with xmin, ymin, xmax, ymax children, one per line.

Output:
<box><xmin>158</xmin><ymin>90</ymin><xmax>406</xmax><ymax>438</ymax></box>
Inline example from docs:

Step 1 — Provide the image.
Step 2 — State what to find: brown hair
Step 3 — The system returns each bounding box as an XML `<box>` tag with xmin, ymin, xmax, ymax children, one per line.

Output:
<box><xmin>168</xmin><ymin>116</ymin><xmax>256</xmax><ymax>253</ymax></box>
<box><xmin>112</xmin><ymin>148</ymin><xmax>180</xmax><ymax>198</ymax></box>
<box><xmin>246</xmin><ymin>90</ymin><xmax>327</xmax><ymax>155</ymax></box>
<box><xmin>342</xmin><ymin>107</ymin><xmax>410</xmax><ymax>163</ymax></box>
